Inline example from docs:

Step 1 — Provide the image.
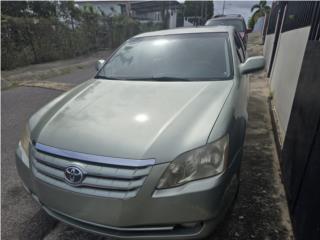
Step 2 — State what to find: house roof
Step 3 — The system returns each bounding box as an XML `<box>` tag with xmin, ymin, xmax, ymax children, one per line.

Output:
<box><xmin>131</xmin><ymin>1</ymin><xmax>181</xmax><ymax>13</ymax></box>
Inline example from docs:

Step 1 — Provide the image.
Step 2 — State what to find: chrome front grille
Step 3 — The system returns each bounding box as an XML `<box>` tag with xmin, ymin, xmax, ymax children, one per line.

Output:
<box><xmin>31</xmin><ymin>144</ymin><xmax>154</xmax><ymax>199</ymax></box>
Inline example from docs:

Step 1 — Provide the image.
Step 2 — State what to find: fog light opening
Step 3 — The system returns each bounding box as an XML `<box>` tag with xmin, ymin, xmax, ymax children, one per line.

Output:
<box><xmin>179</xmin><ymin>222</ymin><xmax>202</xmax><ymax>229</ymax></box>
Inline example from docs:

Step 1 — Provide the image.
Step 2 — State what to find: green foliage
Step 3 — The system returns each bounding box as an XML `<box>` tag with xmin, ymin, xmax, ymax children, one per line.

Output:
<box><xmin>251</xmin><ymin>0</ymin><xmax>270</xmax><ymax>13</ymax></box>
<box><xmin>27</xmin><ymin>1</ymin><xmax>58</xmax><ymax>17</ymax></box>
<box><xmin>248</xmin><ymin>0</ymin><xmax>271</xmax><ymax>29</ymax></box>
<box><xmin>1</xmin><ymin>1</ymin><xmax>28</xmax><ymax>17</ymax></box>
<box><xmin>1</xmin><ymin>0</ymin><xmax>58</xmax><ymax>18</ymax></box>
<box><xmin>184</xmin><ymin>0</ymin><xmax>213</xmax><ymax>24</ymax></box>
<box><xmin>248</xmin><ymin>16</ymin><xmax>255</xmax><ymax>30</ymax></box>
<box><xmin>1</xmin><ymin>1</ymin><xmax>160</xmax><ymax>70</ymax></box>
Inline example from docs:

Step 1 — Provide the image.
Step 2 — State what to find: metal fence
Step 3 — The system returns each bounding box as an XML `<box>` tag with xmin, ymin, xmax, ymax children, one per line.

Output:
<box><xmin>266</xmin><ymin>1</ymin><xmax>320</xmax><ymax>239</ymax></box>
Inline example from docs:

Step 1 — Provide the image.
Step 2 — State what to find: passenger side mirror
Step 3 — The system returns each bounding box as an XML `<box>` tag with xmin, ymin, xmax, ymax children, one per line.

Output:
<box><xmin>95</xmin><ymin>59</ymin><xmax>106</xmax><ymax>71</ymax></box>
<box><xmin>239</xmin><ymin>56</ymin><xmax>265</xmax><ymax>74</ymax></box>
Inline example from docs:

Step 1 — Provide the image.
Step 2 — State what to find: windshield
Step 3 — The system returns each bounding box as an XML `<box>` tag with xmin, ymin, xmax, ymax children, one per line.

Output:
<box><xmin>96</xmin><ymin>33</ymin><xmax>233</xmax><ymax>81</ymax></box>
<box><xmin>205</xmin><ymin>19</ymin><xmax>246</xmax><ymax>32</ymax></box>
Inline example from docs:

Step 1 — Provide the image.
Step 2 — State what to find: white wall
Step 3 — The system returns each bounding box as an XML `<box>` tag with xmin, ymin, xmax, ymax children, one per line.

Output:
<box><xmin>77</xmin><ymin>2</ymin><xmax>122</xmax><ymax>16</ymax></box>
<box><xmin>133</xmin><ymin>10</ymin><xmax>177</xmax><ymax>28</ymax></box>
<box><xmin>270</xmin><ymin>26</ymin><xmax>310</xmax><ymax>135</ymax></box>
<box><xmin>263</xmin><ymin>33</ymin><xmax>275</xmax><ymax>72</ymax></box>
<box><xmin>168</xmin><ymin>10</ymin><xmax>177</xmax><ymax>29</ymax></box>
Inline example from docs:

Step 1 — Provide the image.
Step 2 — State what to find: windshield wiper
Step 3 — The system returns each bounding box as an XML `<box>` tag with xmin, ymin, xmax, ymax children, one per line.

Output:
<box><xmin>145</xmin><ymin>76</ymin><xmax>191</xmax><ymax>81</ymax></box>
<box><xmin>95</xmin><ymin>75</ymin><xmax>124</xmax><ymax>80</ymax></box>
<box><xmin>95</xmin><ymin>75</ymin><xmax>191</xmax><ymax>81</ymax></box>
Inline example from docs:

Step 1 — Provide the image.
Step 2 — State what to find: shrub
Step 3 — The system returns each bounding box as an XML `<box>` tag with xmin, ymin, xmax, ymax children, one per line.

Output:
<box><xmin>1</xmin><ymin>13</ymin><xmax>162</xmax><ymax>70</ymax></box>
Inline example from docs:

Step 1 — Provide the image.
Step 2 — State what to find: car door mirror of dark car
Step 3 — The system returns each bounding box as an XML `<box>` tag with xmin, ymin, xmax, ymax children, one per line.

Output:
<box><xmin>239</xmin><ymin>56</ymin><xmax>265</xmax><ymax>74</ymax></box>
<box><xmin>96</xmin><ymin>59</ymin><xmax>106</xmax><ymax>71</ymax></box>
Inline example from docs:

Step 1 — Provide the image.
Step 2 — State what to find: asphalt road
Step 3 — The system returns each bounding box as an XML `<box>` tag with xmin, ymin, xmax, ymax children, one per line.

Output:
<box><xmin>1</xmin><ymin>86</ymin><xmax>62</xmax><ymax>240</ymax></box>
<box><xmin>1</xmin><ymin>36</ymin><xmax>293</xmax><ymax>240</ymax></box>
<box><xmin>1</xmin><ymin>63</ymin><xmax>97</xmax><ymax>240</ymax></box>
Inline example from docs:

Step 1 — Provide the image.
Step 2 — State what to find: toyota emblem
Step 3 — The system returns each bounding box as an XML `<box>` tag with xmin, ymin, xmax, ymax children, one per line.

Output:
<box><xmin>64</xmin><ymin>166</ymin><xmax>85</xmax><ymax>185</ymax></box>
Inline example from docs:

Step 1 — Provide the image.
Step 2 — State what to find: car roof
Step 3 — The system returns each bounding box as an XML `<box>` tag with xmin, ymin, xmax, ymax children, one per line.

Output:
<box><xmin>133</xmin><ymin>26</ymin><xmax>234</xmax><ymax>38</ymax></box>
<box><xmin>211</xmin><ymin>14</ymin><xmax>244</xmax><ymax>20</ymax></box>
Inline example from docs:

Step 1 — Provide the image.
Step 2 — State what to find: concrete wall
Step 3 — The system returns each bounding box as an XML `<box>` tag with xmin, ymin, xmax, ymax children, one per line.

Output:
<box><xmin>134</xmin><ymin>10</ymin><xmax>177</xmax><ymax>29</ymax></box>
<box><xmin>168</xmin><ymin>10</ymin><xmax>177</xmax><ymax>29</ymax></box>
<box><xmin>263</xmin><ymin>33</ymin><xmax>275</xmax><ymax>72</ymax></box>
<box><xmin>270</xmin><ymin>26</ymin><xmax>311</xmax><ymax>135</ymax></box>
<box><xmin>136</xmin><ymin>11</ymin><xmax>161</xmax><ymax>22</ymax></box>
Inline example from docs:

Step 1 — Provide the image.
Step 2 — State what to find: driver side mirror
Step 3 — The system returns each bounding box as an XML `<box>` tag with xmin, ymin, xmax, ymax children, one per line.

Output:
<box><xmin>239</xmin><ymin>56</ymin><xmax>265</xmax><ymax>74</ymax></box>
<box><xmin>95</xmin><ymin>59</ymin><xmax>106</xmax><ymax>71</ymax></box>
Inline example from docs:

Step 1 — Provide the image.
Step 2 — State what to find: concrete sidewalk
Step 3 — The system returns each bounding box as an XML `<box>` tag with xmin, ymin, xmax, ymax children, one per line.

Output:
<box><xmin>1</xmin><ymin>49</ymin><xmax>112</xmax><ymax>90</ymax></box>
<box><xmin>208</xmin><ymin>33</ymin><xmax>293</xmax><ymax>240</ymax></box>
<box><xmin>1</xmin><ymin>87</ymin><xmax>63</xmax><ymax>240</ymax></box>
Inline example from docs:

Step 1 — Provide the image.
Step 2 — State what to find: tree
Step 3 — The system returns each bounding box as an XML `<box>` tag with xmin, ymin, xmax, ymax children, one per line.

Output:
<box><xmin>248</xmin><ymin>16</ymin><xmax>255</xmax><ymax>30</ymax></box>
<box><xmin>184</xmin><ymin>1</ymin><xmax>213</xmax><ymax>25</ymax></box>
<box><xmin>1</xmin><ymin>1</ymin><xmax>58</xmax><ymax>18</ymax></box>
<box><xmin>1</xmin><ymin>1</ymin><xmax>28</xmax><ymax>17</ymax></box>
<box><xmin>59</xmin><ymin>1</ymin><xmax>81</xmax><ymax>31</ymax></box>
<box><xmin>251</xmin><ymin>0</ymin><xmax>271</xmax><ymax>15</ymax></box>
<box><xmin>27</xmin><ymin>1</ymin><xmax>58</xmax><ymax>18</ymax></box>
<box><xmin>249</xmin><ymin>0</ymin><xmax>271</xmax><ymax>29</ymax></box>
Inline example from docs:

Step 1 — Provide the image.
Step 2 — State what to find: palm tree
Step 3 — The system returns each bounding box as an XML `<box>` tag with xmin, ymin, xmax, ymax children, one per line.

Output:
<box><xmin>248</xmin><ymin>0</ymin><xmax>271</xmax><ymax>29</ymax></box>
<box><xmin>251</xmin><ymin>0</ymin><xmax>271</xmax><ymax>15</ymax></box>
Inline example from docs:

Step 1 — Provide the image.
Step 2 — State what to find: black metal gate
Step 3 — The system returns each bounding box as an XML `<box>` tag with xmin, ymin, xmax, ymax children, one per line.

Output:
<box><xmin>282</xmin><ymin>40</ymin><xmax>320</xmax><ymax>240</ymax></box>
<box><xmin>280</xmin><ymin>2</ymin><xmax>320</xmax><ymax>239</ymax></box>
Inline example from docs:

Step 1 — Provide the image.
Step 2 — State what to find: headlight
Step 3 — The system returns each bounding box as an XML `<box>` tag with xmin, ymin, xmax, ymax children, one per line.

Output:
<box><xmin>157</xmin><ymin>135</ymin><xmax>229</xmax><ymax>189</ymax></box>
<box><xmin>19</xmin><ymin>124</ymin><xmax>31</xmax><ymax>166</ymax></box>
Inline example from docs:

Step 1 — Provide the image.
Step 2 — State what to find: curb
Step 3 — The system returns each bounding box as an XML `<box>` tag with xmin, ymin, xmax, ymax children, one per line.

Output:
<box><xmin>1</xmin><ymin>49</ymin><xmax>112</xmax><ymax>90</ymax></box>
<box><xmin>1</xmin><ymin>60</ymin><xmax>93</xmax><ymax>90</ymax></box>
<box><xmin>268</xmin><ymin>96</ymin><xmax>283</xmax><ymax>159</ymax></box>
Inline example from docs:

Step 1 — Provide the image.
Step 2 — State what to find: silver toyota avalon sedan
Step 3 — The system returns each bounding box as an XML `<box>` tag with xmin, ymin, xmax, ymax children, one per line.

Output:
<box><xmin>16</xmin><ymin>26</ymin><xmax>264</xmax><ymax>239</ymax></box>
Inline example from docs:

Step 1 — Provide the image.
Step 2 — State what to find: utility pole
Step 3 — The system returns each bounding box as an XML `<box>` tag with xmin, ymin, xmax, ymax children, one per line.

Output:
<box><xmin>222</xmin><ymin>0</ymin><xmax>225</xmax><ymax>15</ymax></box>
<box><xmin>201</xmin><ymin>1</ymin><xmax>204</xmax><ymax>24</ymax></box>
<box><xmin>204</xmin><ymin>1</ymin><xmax>207</xmax><ymax>20</ymax></box>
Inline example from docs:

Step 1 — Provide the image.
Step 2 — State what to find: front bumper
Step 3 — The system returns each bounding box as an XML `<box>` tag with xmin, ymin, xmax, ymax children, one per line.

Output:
<box><xmin>16</xmin><ymin>145</ymin><xmax>240</xmax><ymax>239</ymax></box>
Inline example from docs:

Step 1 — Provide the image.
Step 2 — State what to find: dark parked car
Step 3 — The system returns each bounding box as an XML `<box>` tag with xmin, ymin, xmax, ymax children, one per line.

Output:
<box><xmin>205</xmin><ymin>14</ymin><xmax>248</xmax><ymax>48</ymax></box>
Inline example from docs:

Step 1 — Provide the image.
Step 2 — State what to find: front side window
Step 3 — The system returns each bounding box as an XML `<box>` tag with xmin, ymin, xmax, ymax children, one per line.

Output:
<box><xmin>96</xmin><ymin>33</ymin><xmax>233</xmax><ymax>81</ymax></box>
<box><xmin>234</xmin><ymin>33</ymin><xmax>245</xmax><ymax>63</ymax></box>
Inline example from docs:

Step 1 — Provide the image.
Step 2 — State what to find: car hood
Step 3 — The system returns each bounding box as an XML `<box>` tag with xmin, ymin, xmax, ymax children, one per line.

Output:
<box><xmin>34</xmin><ymin>79</ymin><xmax>233</xmax><ymax>163</ymax></box>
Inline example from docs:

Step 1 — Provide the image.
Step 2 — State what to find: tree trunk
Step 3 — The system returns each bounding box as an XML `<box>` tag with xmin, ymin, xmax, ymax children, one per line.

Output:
<box><xmin>25</xmin><ymin>21</ymin><xmax>38</xmax><ymax>63</ymax></box>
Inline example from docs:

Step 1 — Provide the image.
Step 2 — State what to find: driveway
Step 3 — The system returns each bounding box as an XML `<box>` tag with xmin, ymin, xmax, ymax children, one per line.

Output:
<box><xmin>1</xmin><ymin>34</ymin><xmax>293</xmax><ymax>240</ymax></box>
